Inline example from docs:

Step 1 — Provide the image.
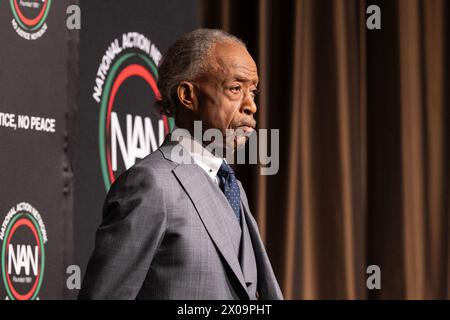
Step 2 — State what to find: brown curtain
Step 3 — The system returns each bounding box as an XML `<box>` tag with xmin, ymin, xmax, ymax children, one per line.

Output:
<box><xmin>201</xmin><ymin>0</ymin><xmax>449</xmax><ymax>299</ymax></box>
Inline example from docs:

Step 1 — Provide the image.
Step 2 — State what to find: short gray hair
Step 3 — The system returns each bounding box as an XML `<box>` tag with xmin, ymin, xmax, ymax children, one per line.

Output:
<box><xmin>156</xmin><ymin>28</ymin><xmax>245</xmax><ymax>116</ymax></box>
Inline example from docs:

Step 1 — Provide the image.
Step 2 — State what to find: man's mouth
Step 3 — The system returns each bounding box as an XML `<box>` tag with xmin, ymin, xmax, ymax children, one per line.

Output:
<box><xmin>237</xmin><ymin>126</ymin><xmax>255</xmax><ymax>135</ymax></box>
<box><xmin>235</xmin><ymin>121</ymin><xmax>256</xmax><ymax>132</ymax></box>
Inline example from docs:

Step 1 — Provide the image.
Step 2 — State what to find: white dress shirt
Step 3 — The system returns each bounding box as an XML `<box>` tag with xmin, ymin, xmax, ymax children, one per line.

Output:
<box><xmin>178</xmin><ymin>135</ymin><xmax>223</xmax><ymax>185</ymax></box>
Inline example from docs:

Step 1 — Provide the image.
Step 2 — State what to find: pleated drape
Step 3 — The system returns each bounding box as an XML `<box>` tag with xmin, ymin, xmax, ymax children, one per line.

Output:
<box><xmin>201</xmin><ymin>0</ymin><xmax>449</xmax><ymax>299</ymax></box>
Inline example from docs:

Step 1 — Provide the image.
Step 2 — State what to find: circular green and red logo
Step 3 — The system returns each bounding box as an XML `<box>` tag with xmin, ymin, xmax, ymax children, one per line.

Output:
<box><xmin>10</xmin><ymin>0</ymin><xmax>51</xmax><ymax>40</ymax></box>
<box><xmin>97</xmin><ymin>39</ymin><xmax>174</xmax><ymax>191</ymax></box>
<box><xmin>1</xmin><ymin>203</ymin><xmax>47</xmax><ymax>300</ymax></box>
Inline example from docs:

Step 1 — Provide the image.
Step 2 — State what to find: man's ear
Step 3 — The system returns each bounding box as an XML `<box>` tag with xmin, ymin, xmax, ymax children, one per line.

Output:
<box><xmin>177</xmin><ymin>81</ymin><xmax>197</xmax><ymax>112</ymax></box>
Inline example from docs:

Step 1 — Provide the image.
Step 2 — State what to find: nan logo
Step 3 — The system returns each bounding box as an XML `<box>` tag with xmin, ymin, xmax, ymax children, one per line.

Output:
<box><xmin>0</xmin><ymin>202</ymin><xmax>48</xmax><ymax>300</ymax></box>
<box><xmin>9</xmin><ymin>0</ymin><xmax>52</xmax><ymax>40</ymax></box>
<box><xmin>92</xmin><ymin>32</ymin><xmax>174</xmax><ymax>191</ymax></box>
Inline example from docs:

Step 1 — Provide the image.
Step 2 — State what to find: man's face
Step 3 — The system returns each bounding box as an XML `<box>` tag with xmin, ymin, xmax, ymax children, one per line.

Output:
<box><xmin>193</xmin><ymin>41</ymin><xmax>259</xmax><ymax>149</ymax></box>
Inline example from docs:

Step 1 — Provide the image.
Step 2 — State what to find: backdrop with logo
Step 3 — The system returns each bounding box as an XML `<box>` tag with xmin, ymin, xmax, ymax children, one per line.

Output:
<box><xmin>0</xmin><ymin>0</ymin><xmax>199</xmax><ymax>300</ymax></box>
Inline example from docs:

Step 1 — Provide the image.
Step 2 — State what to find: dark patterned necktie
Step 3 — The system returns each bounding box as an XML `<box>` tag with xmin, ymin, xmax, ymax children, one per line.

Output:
<box><xmin>217</xmin><ymin>161</ymin><xmax>241</xmax><ymax>222</ymax></box>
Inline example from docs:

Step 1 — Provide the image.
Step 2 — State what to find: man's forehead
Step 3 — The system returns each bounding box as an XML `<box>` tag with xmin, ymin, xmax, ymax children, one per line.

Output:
<box><xmin>208</xmin><ymin>42</ymin><xmax>258</xmax><ymax>81</ymax></box>
<box><xmin>228</xmin><ymin>70</ymin><xmax>259</xmax><ymax>85</ymax></box>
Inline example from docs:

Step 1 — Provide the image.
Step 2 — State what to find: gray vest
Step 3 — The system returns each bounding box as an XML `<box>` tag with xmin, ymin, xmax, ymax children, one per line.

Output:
<box><xmin>239</xmin><ymin>201</ymin><xmax>258</xmax><ymax>299</ymax></box>
<box><xmin>218</xmin><ymin>193</ymin><xmax>258</xmax><ymax>300</ymax></box>
<box><xmin>202</xmin><ymin>170</ymin><xmax>259</xmax><ymax>299</ymax></box>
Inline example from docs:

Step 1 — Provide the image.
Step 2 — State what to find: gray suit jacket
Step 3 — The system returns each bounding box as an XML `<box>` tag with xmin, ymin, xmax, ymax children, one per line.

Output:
<box><xmin>79</xmin><ymin>139</ymin><xmax>283</xmax><ymax>300</ymax></box>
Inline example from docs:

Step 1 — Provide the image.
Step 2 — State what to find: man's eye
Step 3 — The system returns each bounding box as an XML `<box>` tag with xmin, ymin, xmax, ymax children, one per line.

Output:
<box><xmin>230</xmin><ymin>86</ymin><xmax>242</xmax><ymax>93</ymax></box>
<box><xmin>251</xmin><ymin>89</ymin><xmax>260</xmax><ymax>98</ymax></box>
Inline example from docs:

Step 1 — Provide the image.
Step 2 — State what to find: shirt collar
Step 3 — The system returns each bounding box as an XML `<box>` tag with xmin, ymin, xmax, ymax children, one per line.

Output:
<box><xmin>178</xmin><ymin>134</ymin><xmax>223</xmax><ymax>181</ymax></box>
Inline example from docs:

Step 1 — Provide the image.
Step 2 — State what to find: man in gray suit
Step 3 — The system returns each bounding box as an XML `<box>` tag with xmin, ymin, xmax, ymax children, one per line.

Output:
<box><xmin>79</xmin><ymin>29</ymin><xmax>283</xmax><ymax>300</ymax></box>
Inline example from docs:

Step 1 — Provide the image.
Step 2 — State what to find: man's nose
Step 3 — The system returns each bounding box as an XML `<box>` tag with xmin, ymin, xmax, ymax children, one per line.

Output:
<box><xmin>241</xmin><ymin>92</ymin><xmax>257</xmax><ymax>116</ymax></box>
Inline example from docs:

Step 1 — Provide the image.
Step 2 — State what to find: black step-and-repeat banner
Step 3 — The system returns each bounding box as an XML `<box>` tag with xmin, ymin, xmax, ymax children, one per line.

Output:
<box><xmin>0</xmin><ymin>0</ymin><xmax>199</xmax><ymax>300</ymax></box>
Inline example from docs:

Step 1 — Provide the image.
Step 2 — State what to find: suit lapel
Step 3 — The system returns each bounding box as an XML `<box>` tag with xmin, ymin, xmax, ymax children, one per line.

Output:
<box><xmin>173</xmin><ymin>165</ymin><xmax>249</xmax><ymax>298</ymax></box>
<box><xmin>159</xmin><ymin>139</ymin><xmax>249</xmax><ymax>298</ymax></box>
<box><xmin>238</xmin><ymin>181</ymin><xmax>284</xmax><ymax>299</ymax></box>
<box><xmin>239</xmin><ymin>201</ymin><xmax>257</xmax><ymax>294</ymax></box>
